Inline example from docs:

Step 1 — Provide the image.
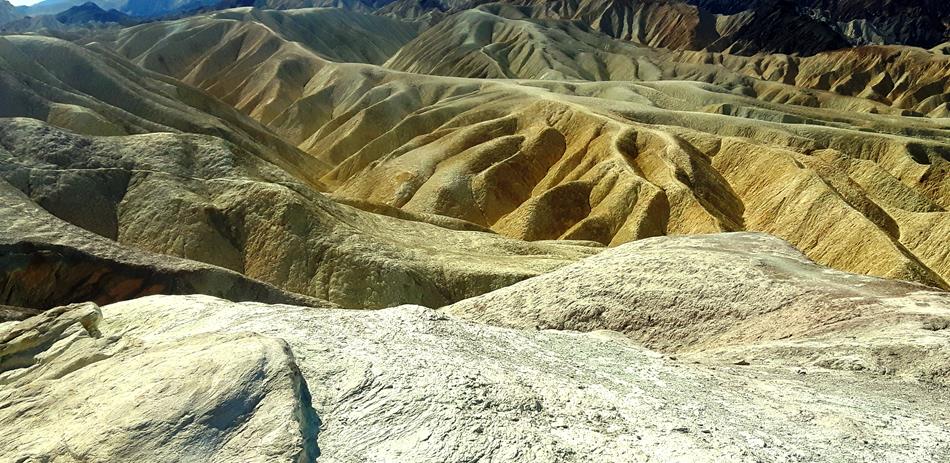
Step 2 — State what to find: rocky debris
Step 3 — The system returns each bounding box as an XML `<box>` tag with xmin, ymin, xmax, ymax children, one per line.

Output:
<box><xmin>448</xmin><ymin>233</ymin><xmax>950</xmax><ymax>384</ymax></box>
<box><xmin>1</xmin><ymin>293</ymin><xmax>948</xmax><ymax>462</ymax></box>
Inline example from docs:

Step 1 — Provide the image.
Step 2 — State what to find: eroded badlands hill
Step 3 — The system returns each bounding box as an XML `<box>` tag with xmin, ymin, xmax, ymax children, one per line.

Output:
<box><xmin>2</xmin><ymin>8</ymin><xmax>940</xmax><ymax>289</ymax></box>
<box><xmin>0</xmin><ymin>178</ymin><xmax>323</xmax><ymax>309</ymax></box>
<box><xmin>0</xmin><ymin>34</ymin><xmax>597</xmax><ymax>309</ymax></box>
<box><xmin>235</xmin><ymin>0</ymin><xmax>949</xmax><ymax>54</ymax></box>
<box><xmin>0</xmin><ymin>34</ymin><xmax>330</xmax><ymax>187</ymax></box>
<box><xmin>118</xmin><ymin>12</ymin><xmax>950</xmax><ymax>286</ymax></box>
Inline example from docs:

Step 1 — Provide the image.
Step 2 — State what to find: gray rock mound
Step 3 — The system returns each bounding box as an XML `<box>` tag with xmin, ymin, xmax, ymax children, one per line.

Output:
<box><xmin>447</xmin><ymin>232</ymin><xmax>950</xmax><ymax>384</ymax></box>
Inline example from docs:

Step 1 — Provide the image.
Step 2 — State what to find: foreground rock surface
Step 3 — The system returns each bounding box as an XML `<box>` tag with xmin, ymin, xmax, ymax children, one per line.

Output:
<box><xmin>2</xmin><ymin>291</ymin><xmax>948</xmax><ymax>462</ymax></box>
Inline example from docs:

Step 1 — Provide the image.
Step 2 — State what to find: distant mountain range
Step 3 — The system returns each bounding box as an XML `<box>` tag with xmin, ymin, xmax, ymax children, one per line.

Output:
<box><xmin>7</xmin><ymin>0</ymin><xmax>948</xmax><ymax>53</ymax></box>
<box><xmin>0</xmin><ymin>1</ymin><xmax>134</xmax><ymax>33</ymax></box>
<box><xmin>16</xmin><ymin>0</ymin><xmax>223</xmax><ymax>17</ymax></box>
<box><xmin>685</xmin><ymin>0</ymin><xmax>949</xmax><ymax>49</ymax></box>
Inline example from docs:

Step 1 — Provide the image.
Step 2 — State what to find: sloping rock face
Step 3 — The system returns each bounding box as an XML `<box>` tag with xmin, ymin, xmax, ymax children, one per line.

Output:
<box><xmin>0</xmin><ymin>305</ymin><xmax>39</xmax><ymax>322</ymax></box>
<box><xmin>0</xmin><ymin>34</ymin><xmax>329</xmax><ymax>188</ymax></box>
<box><xmin>109</xmin><ymin>7</ymin><xmax>418</xmax><ymax>126</ymax></box>
<box><xmin>1</xmin><ymin>292</ymin><xmax>947</xmax><ymax>462</ymax></box>
<box><xmin>0</xmin><ymin>32</ymin><xmax>598</xmax><ymax>309</ymax></box>
<box><xmin>448</xmin><ymin>233</ymin><xmax>950</xmax><ymax>384</ymax></box>
<box><xmin>301</xmin><ymin>72</ymin><xmax>950</xmax><ymax>288</ymax></box>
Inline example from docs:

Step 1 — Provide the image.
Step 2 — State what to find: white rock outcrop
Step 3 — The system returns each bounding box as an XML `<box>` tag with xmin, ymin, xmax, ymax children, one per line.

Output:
<box><xmin>2</xmin><ymin>292</ymin><xmax>948</xmax><ymax>462</ymax></box>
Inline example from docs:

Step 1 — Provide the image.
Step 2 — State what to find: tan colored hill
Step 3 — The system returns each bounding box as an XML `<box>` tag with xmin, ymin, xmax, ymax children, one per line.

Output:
<box><xmin>0</xmin><ymin>34</ymin><xmax>599</xmax><ymax>309</ymax></box>
<box><xmin>299</xmin><ymin>74</ymin><xmax>949</xmax><ymax>288</ymax></box>
<box><xmin>670</xmin><ymin>45</ymin><xmax>950</xmax><ymax>118</ymax></box>
<box><xmin>102</xmin><ymin>7</ymin><xmax>950</xmax><ymax>289</ymax></box>
<box><xmin>326</xmin><ymin>81</ymin><xmax>948</xmax><ymax>287</ymax></box>
<box><xmin>0</xmin><ymin>34</ymin><xmax>330</xmax><ymax>188</ymax></box>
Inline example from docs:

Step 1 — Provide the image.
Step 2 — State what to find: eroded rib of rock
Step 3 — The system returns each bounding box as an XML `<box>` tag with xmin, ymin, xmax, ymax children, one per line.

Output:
<box><xmin>0</xmin><ymin>175</ymin><xmax>325</xmax><ymax>309</ymax></box>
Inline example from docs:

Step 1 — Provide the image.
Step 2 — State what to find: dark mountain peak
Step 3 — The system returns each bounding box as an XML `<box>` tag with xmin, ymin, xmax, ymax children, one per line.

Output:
<box><xmin>70</xmin><ymin>1</ymin><xmax>107</xmax><ymax>12</ymax></box>
<box><xmin>55</xmin><ymin>1</ymin><xmax>133</xmax><ymax>24</ymax></box>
